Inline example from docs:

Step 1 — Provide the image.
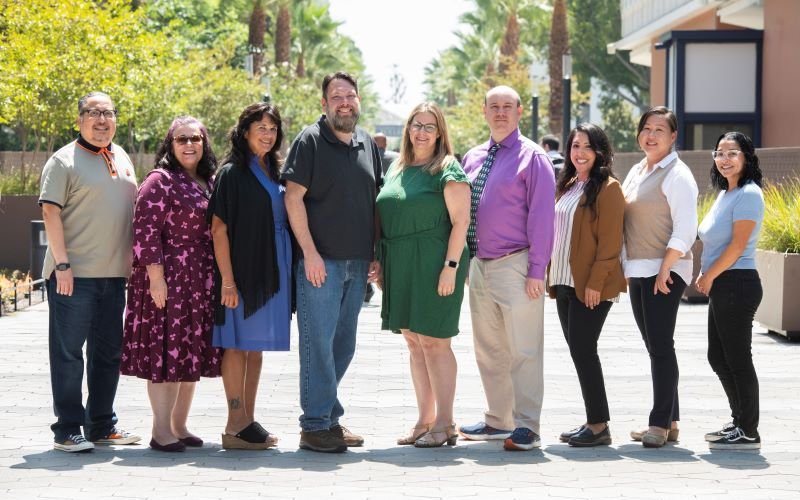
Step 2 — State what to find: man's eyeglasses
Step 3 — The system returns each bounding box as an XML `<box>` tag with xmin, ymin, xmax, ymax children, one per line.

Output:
<box><xmin>410</xmin><ymin>122</ymin><xmax>437</xmax><ymax>133</ymax></box>
<box><xmin>174</xmin><ymin>135</ymin><xmax>203</xmax><ymax>146</ymax></box>
<box><xmin>82</xmin><ymin>109</ymin><xmax>117</xmax><ymax>120</ymax></box>
<box><xmin>712</xmin><ymin>150</ymin><xmax>741</xmax><ymax>161</ymax></box>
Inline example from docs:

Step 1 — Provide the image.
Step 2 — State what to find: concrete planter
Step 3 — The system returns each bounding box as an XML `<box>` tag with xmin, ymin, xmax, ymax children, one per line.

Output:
<box><xmin>755</xmin><ymin>249</ymin><xmax>800</xmax><ymax>340</ymax></box>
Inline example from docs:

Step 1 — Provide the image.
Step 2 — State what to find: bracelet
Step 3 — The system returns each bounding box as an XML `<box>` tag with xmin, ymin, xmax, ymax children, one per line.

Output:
<box><xmin>222</xmin><ymin>284</ymin><xmax>236</xmax><ymax>289</ymax></box>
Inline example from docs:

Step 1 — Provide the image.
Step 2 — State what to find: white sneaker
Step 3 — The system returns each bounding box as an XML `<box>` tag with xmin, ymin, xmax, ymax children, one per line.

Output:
<box><xmin>91</xmin><ymin>427</ymin><xmax>141</xmax><ymax>445</ymax></box>
<box><xmin>54</xmin><ymin>434</ymin><xmax>95</xmax><ymax>453</ymax></box>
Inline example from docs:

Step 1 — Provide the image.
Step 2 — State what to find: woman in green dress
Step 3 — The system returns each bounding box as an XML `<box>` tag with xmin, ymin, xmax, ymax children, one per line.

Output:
<box><xmin>376</xmin><ymin>102</ymin><xmax>471</xmax><ymax>448</ymax></box>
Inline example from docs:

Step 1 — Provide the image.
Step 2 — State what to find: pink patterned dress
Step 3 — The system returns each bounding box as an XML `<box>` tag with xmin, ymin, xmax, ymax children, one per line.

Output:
<box><xmin>121</xmin><ymin>168</ymin><xmax>222</xmax><ymax>382</ymax></box>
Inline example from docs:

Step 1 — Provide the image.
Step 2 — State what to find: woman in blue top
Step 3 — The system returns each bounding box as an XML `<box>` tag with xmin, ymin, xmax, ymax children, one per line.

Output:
<box><xmin>209</xmin><ymin>103</ymin><xmax>293</xmax><ymax>450</ymax></box>
<box><xmin>696</xmin><ymin>131</ymin><xmax>764</xmax><ymax>450</ymax></box>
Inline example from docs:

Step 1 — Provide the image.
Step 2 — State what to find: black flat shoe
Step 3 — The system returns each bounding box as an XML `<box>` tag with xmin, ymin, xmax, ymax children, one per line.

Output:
<box><xmin>568</xmin><ymin>425</ymin><xmax>611</xmax><ymax>447</ymax></box>
<box><xmin>179</xmin><ymin>436</ymin><xmax>203</xmax><ymax>447</ymax></box>
<box><xmin>150</xmin><ymin>438</ymin><xmax>186</xmax><ymax>452</ymax></box>
<box><xmin>559</xmin><ymin>425</ymin><xmax>585</xmax><ymax>443</ymax></box>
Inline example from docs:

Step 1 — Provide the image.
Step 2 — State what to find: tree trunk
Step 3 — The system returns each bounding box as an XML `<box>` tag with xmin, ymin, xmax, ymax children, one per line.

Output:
<box><xmin>548</xmin><ymin>0</ymin><xmax>569</xmax><ymax>135</ymax></box>
<box><xmin>498</xmin><ymin>10</ymin><xmax>519</xmax><ymax>74</ymax></box>
<box><xmin>249</xmin><ymin>1</ymin><xmax>266</xmax><ymax>76</ymax></box>
<box><xmin>274</xmin><ymin>3</ymin><xmax>291</xmax><ymax>66</ymax></box>
<box><xmin>296</xmin><ymin>51</ymin><xmax>305</xmax><ymax>78</ymax></box>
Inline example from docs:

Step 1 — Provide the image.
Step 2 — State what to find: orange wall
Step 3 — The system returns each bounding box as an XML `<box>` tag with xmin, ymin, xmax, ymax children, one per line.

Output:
<box><xmin>762</xmin><ymin>0</ymin><xmax>800</xmax><ymax>147</ymax></box>
<box><xmin>648</xmin><ymin>9</ymin><xmax>740</xmax><ymax>106</ymax></box>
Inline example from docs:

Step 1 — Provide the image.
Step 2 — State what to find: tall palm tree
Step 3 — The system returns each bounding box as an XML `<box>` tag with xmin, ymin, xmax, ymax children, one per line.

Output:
<box><xmin>274</xmin><ymin>0</ymin><xmax>291</xmax><ymax>65</ymax></box>
<box><xmin>248</xmin><ymin>0</ymin><xmax>266</xmax><ymax>76</ymax></box>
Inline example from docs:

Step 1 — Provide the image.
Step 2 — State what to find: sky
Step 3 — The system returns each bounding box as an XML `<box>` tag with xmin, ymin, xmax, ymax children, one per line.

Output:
<box><xmin>327</xmin><ymin>0</ymin><xmax>472</xmax><ymax>118</ymax></box>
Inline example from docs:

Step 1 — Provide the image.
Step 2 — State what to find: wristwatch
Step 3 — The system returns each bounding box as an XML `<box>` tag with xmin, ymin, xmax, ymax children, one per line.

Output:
<box><xmin>444</xmin><ymin>260</ymin><xmax>458</xmax><ymax>269</ymax></box>
<box><xmin>55</xmin><ymin>262</ymin><xmax>71</xmax><ymax>271</ymax></box>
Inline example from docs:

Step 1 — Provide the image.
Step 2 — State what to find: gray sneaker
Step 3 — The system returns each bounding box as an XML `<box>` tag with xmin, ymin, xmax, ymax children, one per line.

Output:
<box><xmin>90</xmin><ymin>427</ymin><xmax>141</xmax><ymax>445</ymax></box>
<box><xmin>54</xmin><ymin>434</ymin><xmax>95</xmax><ymax>453</ymax></box>
<box><xmin>299</xmin><ymin>429</ymin><xmax>347</xmax><ymax>453</ymax></box>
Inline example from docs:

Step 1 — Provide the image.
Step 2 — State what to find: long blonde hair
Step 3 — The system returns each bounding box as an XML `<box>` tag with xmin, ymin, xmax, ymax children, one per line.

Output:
<box><xmin>394</xmin><ymin>102</ymin><xmax>455</xmax><ymax>176</ymax></box>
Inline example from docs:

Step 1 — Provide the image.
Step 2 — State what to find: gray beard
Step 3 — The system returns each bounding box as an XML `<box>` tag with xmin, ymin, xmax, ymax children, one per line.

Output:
<box><xmin>329</xmin><ymin>110</ymin><xmax>360</xmax><ymax>133</ymax></box>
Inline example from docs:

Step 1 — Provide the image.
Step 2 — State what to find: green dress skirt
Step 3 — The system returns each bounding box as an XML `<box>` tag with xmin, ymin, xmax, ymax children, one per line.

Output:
<box><xmin>376</xmin><ymin>159</ymin><xmax>470</xmax><ymax>338</ymax></box>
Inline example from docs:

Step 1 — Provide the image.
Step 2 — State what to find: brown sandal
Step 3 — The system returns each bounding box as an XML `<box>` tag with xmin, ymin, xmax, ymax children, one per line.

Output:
<box><xmin>397</xmin><ymin>423</ymin><xmax>432</xmax><ymax>446</ymax></box>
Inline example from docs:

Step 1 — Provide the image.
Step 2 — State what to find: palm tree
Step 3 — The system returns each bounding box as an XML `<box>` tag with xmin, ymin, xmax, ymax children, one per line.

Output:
<box><xmin>248</xmin><ymin>0</ymin><xmax>266</xmax><ymax>76</ymax></box>
<box><xmin>274</xmin><ymin>0</ymin><xmax>291</xmax><ymax>65</ymax></box>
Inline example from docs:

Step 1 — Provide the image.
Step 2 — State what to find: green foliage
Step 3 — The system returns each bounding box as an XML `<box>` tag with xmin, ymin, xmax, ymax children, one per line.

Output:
<box><xmin>598</xmin><ymin>96</ymin><xmax>638</xmax><ymax>152</ymax></box>
<box><xmin>568</xmin><ymin>0</ymin><xmax>649</xmax><ymax>112</ymax></box>
<box><xmin>0</xmin><ymin>0</ymin><xmax>371</xmax><ymax>160</ymax></box>
<box><xmin>0</xmin><ymin>167</ymin><xmax>40</xmax><ymax>195</ymax></box>
<box><xmin>696</xmin><ymin>191</ymin><xmax>717</xmax><ymax>224</ymax></box>
<box><xmin>759</xmin><ymin>180</ymin><xmax>800</xmax><ymax>253</ymax></box>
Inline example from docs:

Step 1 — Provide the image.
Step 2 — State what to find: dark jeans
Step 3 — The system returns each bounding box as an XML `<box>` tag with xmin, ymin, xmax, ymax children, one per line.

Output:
<box><xmin>628</xmin><ymin>273</ymin><xmax>686</xmax><ymax>428</ymax></box>
<box><xmin>708</xmin><ymin>269</ymin><xmax>762</xmax><ymax>437</ymax></box>
<box><xmin>554</xmin><ymin>286</ymin><xmax>613</xmax><ymax>424</ymax></box>
<box><xmin>47</xmin><ymin>276</ymin><xmax>126</xmax><ymax>441</ymax></box>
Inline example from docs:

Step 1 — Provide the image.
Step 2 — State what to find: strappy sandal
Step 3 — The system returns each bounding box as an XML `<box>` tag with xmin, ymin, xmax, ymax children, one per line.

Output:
<box><xmin>221</xmin><ymin>421</ymin><xmax>278</xmax><ymax>450</ymax></box>
<box><xmin>414</xmin><ymin>424</ymin><xmax>458</xmax><ymax>448</ymax></box>
<box><xmin>397</xmin><ymin>423</ymin><xmax>432</xmax><ymax>446</ymax></box>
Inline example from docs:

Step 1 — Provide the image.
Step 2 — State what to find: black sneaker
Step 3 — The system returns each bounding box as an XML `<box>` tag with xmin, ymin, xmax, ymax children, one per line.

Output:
<box><xmin>299</xmin><ymin>429</ymin><xmax>347</xmax><ymax>453</ymax></box>
<box><xmin>704</xmin><ymin>422</ymin><xmax>736</xmax><ymax>442</ymax></box>
<box><xmin>708</xmin><ymin>427</ymin><xmax>760</xmax><ymax>450</ymax></box>
<box><xmin>54</xmin><ymin>433</ymin><xmax>94</xmax><ymax>453</ymax></box>
<box><xmin>330</xmin><ymin>424</ymin><xmax>364</xmax><ymax>447</ymax></box>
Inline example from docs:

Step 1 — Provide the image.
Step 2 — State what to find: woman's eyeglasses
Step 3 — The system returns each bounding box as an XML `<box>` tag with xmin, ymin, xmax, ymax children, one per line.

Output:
<box><xmin>174</xmin><ymin>135</ymin><xmax>203</xmax><ymax>146</ymax></box>
<box><xmin>712</xmin><ymin>150</ymin><xmax>741</xmax><ymax>161</ymax></box>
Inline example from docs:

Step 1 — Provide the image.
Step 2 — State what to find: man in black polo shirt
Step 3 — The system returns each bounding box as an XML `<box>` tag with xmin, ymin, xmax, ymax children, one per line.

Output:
<box><xmin>283</xmin><ymin>72</ymin><xmax>382</xmax><ymax>453</ymax></box>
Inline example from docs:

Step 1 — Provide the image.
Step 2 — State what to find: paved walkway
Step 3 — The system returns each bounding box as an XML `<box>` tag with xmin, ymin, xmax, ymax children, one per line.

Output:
<box><xmin>1</xmin><ymin>292</ymin><xmax>799</xmax><ymax>499</ymax></box>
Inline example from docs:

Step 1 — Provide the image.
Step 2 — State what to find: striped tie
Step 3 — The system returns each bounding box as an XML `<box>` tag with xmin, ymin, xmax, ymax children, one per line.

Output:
<box><xmin>467</xmin><ymin>143</ymin><xmax>500</xmax><ymax>258</ymax></box>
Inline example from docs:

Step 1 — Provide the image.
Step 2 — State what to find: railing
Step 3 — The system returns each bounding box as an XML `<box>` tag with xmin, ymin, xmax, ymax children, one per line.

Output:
<box><xmin>0</xmin><ymin>278</ymin><xmax>47</xmax><ymax>317</ymax></box>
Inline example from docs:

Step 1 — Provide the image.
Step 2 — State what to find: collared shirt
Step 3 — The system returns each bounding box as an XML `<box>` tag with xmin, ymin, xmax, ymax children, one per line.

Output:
<box><xmin>38</xmin><ymin>136</ymin><xmax>137</xmax><ymax>278</ymax></box>
<box><xmin>462</xmin><ymin>128</ymin><xmax>556</xmax><ymax>279</ymax></box>
<box><xmin>621</xmin><ymin>151</ymin><xmax>698</xmax><ymax>285</ymax></box>
<box><xmin>281</xmin><ymin>114</ymin><xmax>382</xmax><ymax>260</ymax></box>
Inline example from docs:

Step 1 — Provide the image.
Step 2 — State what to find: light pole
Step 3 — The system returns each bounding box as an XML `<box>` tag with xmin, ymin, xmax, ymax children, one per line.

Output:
<box><xmin>529</xmin><ymin>64</ymin><xmax>539</xmax><ymax>140</ymax></box>
<box><xmin>562</xmin><ymin>51</ymin><xmax>572</xmax><ymax>149</ymax></box>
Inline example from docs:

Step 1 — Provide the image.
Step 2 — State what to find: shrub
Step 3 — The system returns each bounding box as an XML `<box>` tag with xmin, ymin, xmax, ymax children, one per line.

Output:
<box><xmin>759</xmin><ymin>180</ymin><xmax>800</xmax><ymax>253</ymax></box>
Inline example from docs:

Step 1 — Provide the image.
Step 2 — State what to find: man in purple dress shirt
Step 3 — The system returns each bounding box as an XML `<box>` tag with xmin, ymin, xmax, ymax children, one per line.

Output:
<box><xmin>458</xmin><ymin>86</ymin><xmax>556</xmax><ymax>451</ymax></box>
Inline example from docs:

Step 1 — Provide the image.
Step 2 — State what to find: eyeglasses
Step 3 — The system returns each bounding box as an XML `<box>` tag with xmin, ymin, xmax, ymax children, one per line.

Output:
<box><xmin>712</xmin><ymin>150</ymin><xmax>741</xmax><ymax>161</ymax></box>
<box><xmin>82</xmin><ymin>109</ymin><xmax>117</xmax><ymax>120</ymax></box>
<box><xmin>174</xmin><ymin>135</ymin><xmax>203</xmax><ymax>146</ymax></box>
<box><xmin>410</xmin><ymin>122</ymin><xmax>437</xmax><ymax>133</ymax></box>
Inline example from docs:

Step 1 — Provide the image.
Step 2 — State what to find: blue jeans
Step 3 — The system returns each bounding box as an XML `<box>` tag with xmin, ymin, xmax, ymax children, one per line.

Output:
<box><xmin>47</xmin><ymin>276</ymin><xmax>126</xmax><ymax>441</ymax></box>
<box><xmin>296</xmin><ymin>258</ymin><xmax>368</xmax><ymax>431</ymax></box>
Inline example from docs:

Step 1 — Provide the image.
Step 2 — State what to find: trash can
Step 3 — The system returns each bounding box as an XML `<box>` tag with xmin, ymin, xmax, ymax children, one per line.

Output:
<box><xmin>30</xmin><ymin>220</ymin><xmax>47</xmax><ymax>281</ymax></box>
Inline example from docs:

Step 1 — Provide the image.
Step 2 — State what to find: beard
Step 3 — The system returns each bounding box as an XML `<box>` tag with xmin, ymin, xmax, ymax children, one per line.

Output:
<box><xmin>328</xmin><ymin>107</ymin><xmax>360</xmax><ymax>133</ymax></box>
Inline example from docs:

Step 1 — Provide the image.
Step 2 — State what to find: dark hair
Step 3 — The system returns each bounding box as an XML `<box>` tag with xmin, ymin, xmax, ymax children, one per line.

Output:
<box><xmin>154</xmin><ymin>116</ymin><xmax>216</xmax><ymax>182</ymax></box>
<box><xmin>224</xmin><ymin>102</ymin><xmax>284</xmax><ymax>182</ymax></box>
<box><xmin>556</xmin><ymin>123</ymin><xmax>616</xmax><ymax>219</ymax></box>
<box><xmin>321</xmin><ymin>72</ymin><xmax>358</xmax><ymax>100</ymax></box>
<box><xmin>78</xmin><ymin>91</ymin><xmax>113</xmax><ymax>114</ymax></box>
<box><xmin>636</xmin><ymin>105</ymin><xmax>678</xmax><ymax>136</ymax></box>
<box><xmin>710</xmin><ymin>131</ymin><xmax>763</xmax><ymax>190</ymax></box>
<box><xmin>540</xmin><ymin>134</ymin><xmax>560</xmax><ymax>151</ymax></box>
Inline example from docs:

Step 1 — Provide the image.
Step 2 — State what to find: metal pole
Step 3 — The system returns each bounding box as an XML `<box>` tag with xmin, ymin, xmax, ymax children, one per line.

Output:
<box><xmin>562</xmin><ymin>52</ymin><xmax>572</xmax><ymax>149</ymax></box>
<box><xmin>531</xmin><ymin>95</ymin><xmax>539</xmax><ymax>141</ymax></box>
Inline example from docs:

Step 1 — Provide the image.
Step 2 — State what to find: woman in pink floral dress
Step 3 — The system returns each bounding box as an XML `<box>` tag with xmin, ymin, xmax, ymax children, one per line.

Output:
<box><xmin>121</xmin><ymin>116</ymin><xmax>222</xmax><ymax>452</ymax></box>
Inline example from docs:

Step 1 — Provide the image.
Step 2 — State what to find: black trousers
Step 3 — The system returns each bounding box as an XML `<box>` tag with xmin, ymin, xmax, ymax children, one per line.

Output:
<box><xmin>628</xmin><ymin>273</ymin><xmax>686</xmax><ymax>428</ymax></box>
<box><xmin>707</xmin><ymin>269</ymin><xmax>762</xmax><ymax>437</ymax></box>
<box><xmin>555</xmin><ymin>285</ymin><xmax>613</xmax><ymax>424</ymax></box>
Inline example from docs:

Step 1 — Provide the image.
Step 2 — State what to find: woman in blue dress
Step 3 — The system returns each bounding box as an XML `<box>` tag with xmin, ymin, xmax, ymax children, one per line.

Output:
<box><xmin>208</xmin><ymin>103</ymin><xmax>293</xmax><ymax>449</ymax></box>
